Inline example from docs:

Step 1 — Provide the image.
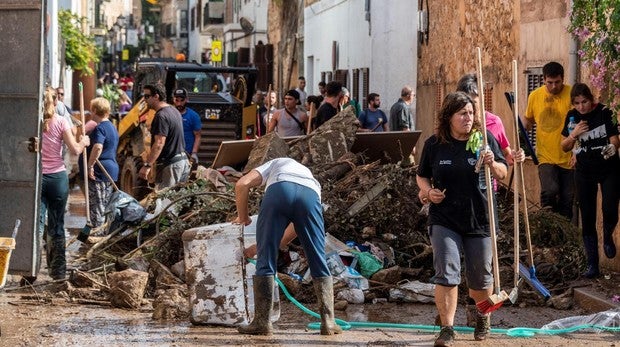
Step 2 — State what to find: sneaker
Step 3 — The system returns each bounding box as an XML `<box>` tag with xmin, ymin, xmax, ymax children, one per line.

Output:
<box><xmin>474</xmin><ymin>311</ymin><xmax>491</xmax><ymax>341</ymax></box>
<box><xmin>434</xmin><ymin>326</ymin><xmax>455</xmax><ymax>347</ymax></box>
<box><xmin>583</xmin><ymin>265</ymin><xmax>600</xmax><ymax>279</ymax></box>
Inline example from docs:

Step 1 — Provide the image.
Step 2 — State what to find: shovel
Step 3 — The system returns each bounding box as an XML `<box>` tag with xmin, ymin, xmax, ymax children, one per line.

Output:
<box><xmin>77</xmin><ymin>82</ymin><xmax>92</xmax><ymax>243</ymax></box>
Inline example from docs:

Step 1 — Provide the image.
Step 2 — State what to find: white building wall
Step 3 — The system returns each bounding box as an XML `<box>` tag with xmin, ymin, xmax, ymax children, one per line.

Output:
<box><xmin>304</xmin><ymin>0</ymin><xmax>418</xmax><ymax>115</ymax></box>
<box><xmin>188</xmin><ymin>0</ymin><xmax>204</xmax><ymax>62</ymax></box>
<box><xmin>224</xmin><ymin>0</ymin><xmax>268</xmax><ymax>65</ymax></box>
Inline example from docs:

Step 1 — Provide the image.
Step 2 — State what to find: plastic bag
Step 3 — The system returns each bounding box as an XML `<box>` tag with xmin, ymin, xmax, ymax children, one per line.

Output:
<box><xmin>351</xmin><ymin>250</ymin><xmax>383</xmax><ymax>278</ymax></box>
<box><xmin>105</xmin><ymin>190</ymin><xmax>147</xmax><ymax>232</ymax></box>
<box><xmin>542</xmin><ymin>308</ymin><xmax>620</xmax><ymax>333</ymax></box>
<box><xmin>325</xmin><ymin>252</ymin><xmax>369</xmax><ymax>290</ymax></box>
<box><xmin>388</xmin><ymin>280</ymin><xmax>435</xmax><ymax>303</ymax></box>
<box><xmin>336</xmin><ymin>288</ymin><xmax>365</xmax><ymax>304</ymax></box>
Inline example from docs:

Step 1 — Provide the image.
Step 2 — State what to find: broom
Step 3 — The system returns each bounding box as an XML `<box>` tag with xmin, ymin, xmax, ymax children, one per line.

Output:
<box><xmin>508</xmin><ymin>60</ymin><xmax>521</xmax><ymax>304</ymax></box>
<box><xmin>77</xmin><ymin>82</ymin><xmax>92</xmax><ymax>243</ymax></box>
<box><xmin>504</xmin><ymin>64</ymin><xmax>551</xmax><ymax>300</ymax></box>
<box><xmin>474</xmin><ymin>47</ymin><xmax>509</xmax><ymax>314</ymax></box>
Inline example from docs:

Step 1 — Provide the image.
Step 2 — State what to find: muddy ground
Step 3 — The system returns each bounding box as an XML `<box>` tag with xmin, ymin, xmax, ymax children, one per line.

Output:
<box><xmin>1</xmin><ymin>187</ymin><xmax>619</xmax><ymax>346</ymax></box>
<box><xmin>1</xmin><ymin>292</ymin><xmax>618</xmax><ymax>346</ymax></box>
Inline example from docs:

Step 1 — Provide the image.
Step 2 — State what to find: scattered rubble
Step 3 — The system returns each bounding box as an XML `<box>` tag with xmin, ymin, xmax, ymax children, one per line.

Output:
<box><xmin>17</xmin><ymin>108</ymin><xmax>593</xmax><ymax>316</ymax></box>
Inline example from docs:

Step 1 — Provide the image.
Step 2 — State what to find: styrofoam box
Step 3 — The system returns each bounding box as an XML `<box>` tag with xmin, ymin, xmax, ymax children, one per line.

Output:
<box><xmin>183</xmin><ymin>219</ymin><xmax>251</xmax><ymax>326</ymax></box>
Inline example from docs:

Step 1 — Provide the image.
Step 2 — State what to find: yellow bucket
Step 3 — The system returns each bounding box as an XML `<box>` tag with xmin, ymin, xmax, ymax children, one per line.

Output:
<box><xmin>0</xmin><ymin>237</ymin><xmax>16</xmax><ymax>288</ymax></box>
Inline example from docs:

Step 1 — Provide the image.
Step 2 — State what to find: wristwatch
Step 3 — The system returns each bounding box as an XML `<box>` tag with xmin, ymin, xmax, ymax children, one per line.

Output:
<box><xmin>143</xmin><ymin>162</ymin><xmax>151</xmax><ymax>168</ymax></box>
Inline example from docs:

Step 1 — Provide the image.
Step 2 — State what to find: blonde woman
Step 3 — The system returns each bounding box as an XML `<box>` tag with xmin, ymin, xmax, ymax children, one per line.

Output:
<box><xmin>83</xmin><ymin>97</ymin><xmax>119</xmax><ymax>235</ymax></box>
<box><xmin>41</xmin><ymin>87</ymin><xmax>90</xmax><ymax>280</ymax></box>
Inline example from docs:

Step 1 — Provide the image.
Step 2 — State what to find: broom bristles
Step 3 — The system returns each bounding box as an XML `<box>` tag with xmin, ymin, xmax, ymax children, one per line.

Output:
<box><xmin>476</xmin><ymin>290</ymin><xmax>509</xmax><ymax>314</ymax></box>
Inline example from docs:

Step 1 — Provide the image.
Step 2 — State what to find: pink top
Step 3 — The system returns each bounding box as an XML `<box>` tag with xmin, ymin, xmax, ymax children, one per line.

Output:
<box><xmin>485</xmin><ymin>111</ymin><xmax>510</xmax><ymax>150</ymax></box>
<box><xmin>41</xmin><ymin>115</ymin><xmax>71</xmax><ymax>174</ymax></box>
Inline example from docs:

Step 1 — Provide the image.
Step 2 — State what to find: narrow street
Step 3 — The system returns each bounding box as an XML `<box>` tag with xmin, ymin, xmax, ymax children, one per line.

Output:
<box><xmin>1</xmin><ymin>186</ymin><xmax>619</xmax><ymax>346</ymax></box>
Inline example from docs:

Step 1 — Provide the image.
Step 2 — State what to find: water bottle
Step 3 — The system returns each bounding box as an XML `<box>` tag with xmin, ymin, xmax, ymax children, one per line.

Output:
<box><xmin>478</xmin><ymin>170</ymin><xmax>487</xmax><ymax>190</ymax></box>
<box><xmin>477</xmin><ymin>148</ymin><xmax>486</xmax><ymax>190</ymax></box>
<box><xmin>568</xmin><ymin>116</ymin><xmax>576</xmax><ymax>135</ymax></box>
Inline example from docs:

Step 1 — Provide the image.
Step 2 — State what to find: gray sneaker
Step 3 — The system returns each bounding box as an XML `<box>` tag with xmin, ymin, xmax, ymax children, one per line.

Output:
<box><xmin>434</xmin><ymin>326</ymin><xmax>455</xmax><ymax>346</ymax></box>
<box><xmin>474</xmin><ymin>311</ymin><xmax>491</xmax><ymax>341</ymax></box>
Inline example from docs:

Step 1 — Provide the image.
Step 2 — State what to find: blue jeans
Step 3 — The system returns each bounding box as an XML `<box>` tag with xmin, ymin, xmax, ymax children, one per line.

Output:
<box><xmin>41</xmin><ymin>171</ymin><xmax>69</xmax><ymax>239</ymax></box>
<box><xmin>255</xmin><ymin>181</ymin><xmax>330</xmax><ymax>278</ymax></box>
<box><xmin>41</xmin><ymin>171</ymin><xmax>69</xmax><ymax>279</ymax></box>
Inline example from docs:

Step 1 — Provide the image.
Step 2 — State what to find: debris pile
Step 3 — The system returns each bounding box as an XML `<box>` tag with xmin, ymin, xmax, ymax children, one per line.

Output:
<box><xmin>18</xmin><ymin>107</ymin><xmax>588</xmax><ymax>315</ymax></box>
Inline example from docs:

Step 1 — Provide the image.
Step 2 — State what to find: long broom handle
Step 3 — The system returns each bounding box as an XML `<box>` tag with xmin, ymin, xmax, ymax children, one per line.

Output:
<box><xmin>519</xmin><ymin>162</ymin><xmax>535</xmax><ymax>268</ymax></box>
<box><xmin>307</xmin><ymin>102</ymin><xmax>316</xmax><ymax>134</ymax></box>
<box><xmin>477</xmin><ymin>47</ymin><xmax>501</xmax><ymax>295</ymax></box>
<box><xmin>79</xmin><ymin>82</ymin><xmax>90</xmax><ymax>223</ymax></box>
<box><xmin>95</xmin><ymin>159</ymin><xmax>120</xmax><ymax>192</ymax></box>
<box><xmin>508</xmin><ymin>61</ymin><xmax>535</xmax><ymax>269</ymax></box>
<box><xmin>512</xmin><ymin>60</ymin><xmax>520</xmax><ymax>288</ymax></box>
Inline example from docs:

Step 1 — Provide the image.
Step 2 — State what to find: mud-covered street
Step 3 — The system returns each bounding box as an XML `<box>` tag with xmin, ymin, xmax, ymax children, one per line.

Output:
<box><xmin>2</xmin><ymin>294</ymin><xmax>619</xmax><ymax>346</ymax></box>
<box><xmin>1</xmin><ymin>187</ymin><xmax>618</xmax><ymax>346</ymax></box>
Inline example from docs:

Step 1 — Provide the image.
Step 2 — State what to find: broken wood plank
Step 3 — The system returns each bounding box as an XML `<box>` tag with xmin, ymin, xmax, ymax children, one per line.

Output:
<box><xmin>347</xmin><ymin>180</ymin><xmax>388</xmax><ymax>217</ymax></box>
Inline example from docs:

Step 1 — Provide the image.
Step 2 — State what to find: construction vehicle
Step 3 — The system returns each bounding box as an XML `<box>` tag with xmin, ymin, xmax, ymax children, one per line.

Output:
<box><xmin>116</xmin><ymin>60</ymin><xmax>258</xmax><ymax>198</ymax></box>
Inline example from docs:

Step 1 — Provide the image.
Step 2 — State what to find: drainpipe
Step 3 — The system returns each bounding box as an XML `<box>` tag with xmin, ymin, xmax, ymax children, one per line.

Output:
<box><xmin>568</xmin><ymin>0</ymin><xmax>579</xmax><ymax>84</ymax></box>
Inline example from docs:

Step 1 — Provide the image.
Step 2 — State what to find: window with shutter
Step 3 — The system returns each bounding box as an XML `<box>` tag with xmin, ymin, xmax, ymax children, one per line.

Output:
<box><xmin>352</xmin><ymin>69</ymin><xmax>360</xmax><ymax>102</ymax></box>
<box><xmin>334</xmin><ymin>69</ymin><xmax>348</xmax><ymax>87</ymax></box>
<box><xmin>361</xmin><ymin>68</ymin><xmax>369</xmax><ymax>109</ymax></box>
<box><xmin>526</xmin><ymin>67</ymin><xmax>544</xmax><ymax>149</ymax></box>
<box><xmin>484</xmin><ymin>83</ymin><xmax>493</xmax><ymax>113</ymax></box>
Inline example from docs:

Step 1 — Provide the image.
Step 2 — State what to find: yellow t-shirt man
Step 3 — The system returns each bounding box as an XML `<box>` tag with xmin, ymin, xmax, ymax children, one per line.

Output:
<box><xmin>525</xmin><ymin>84</ymin><xmax>573</xmax><ymax>169</ymax></box>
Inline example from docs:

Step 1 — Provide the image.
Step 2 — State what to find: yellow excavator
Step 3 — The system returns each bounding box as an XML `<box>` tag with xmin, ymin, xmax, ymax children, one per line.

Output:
<box><xmin>115</xmin><ymin>60</ymin><xmax>258</xmax><ymax>198</ymax></box>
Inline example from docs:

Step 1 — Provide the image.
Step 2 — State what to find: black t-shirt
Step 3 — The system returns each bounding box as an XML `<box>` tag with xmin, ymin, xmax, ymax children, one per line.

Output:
<box><xmin>314</xmin><ymin>103</ymin><xmax>338</xmax><ymax>128</ymax></box>
<box><xmin>417</xmin><ymin>131</ymin><xmax>506</xmax><ymax>236</ymax></box>
<box><xmin>151</xmin><ymin>105</ymin><xmax>186</xmax><ymax>164</ymax></box>
<box><xmin>562</xmin><ymin>103</ymin><xmax>620</xmax><ymax>174</ymax></box>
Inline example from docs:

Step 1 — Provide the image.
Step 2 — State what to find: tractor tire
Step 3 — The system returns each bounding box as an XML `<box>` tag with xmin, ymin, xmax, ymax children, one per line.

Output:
<box><xmin>120</xmin><ymin>157</ymin><xmax>150</xmax><ymax>200</ymax></box>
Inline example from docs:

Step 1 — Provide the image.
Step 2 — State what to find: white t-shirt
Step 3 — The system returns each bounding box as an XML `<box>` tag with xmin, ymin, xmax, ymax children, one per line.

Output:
<box><xmin>254</xmin><ymin>158</ymin><xmax>321</xmax><ymax>199</ymax></box>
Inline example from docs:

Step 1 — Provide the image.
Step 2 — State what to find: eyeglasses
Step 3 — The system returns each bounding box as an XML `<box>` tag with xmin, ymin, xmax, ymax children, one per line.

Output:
<box><xmin>143</xmin><ymin>94</ymin><xmax>152</xmax><ymax>99</ymax></box>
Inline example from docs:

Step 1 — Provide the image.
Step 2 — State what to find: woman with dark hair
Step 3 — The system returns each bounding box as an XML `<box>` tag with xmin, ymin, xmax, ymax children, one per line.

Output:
<box><xmin>416</xmin><ymin>92</ymin><xmax>518</xmax><ymax>346</ymax></box>
<box><xmin>40</xmin><ymin>87</ymin><xmax>90</xmax><ymax>280</ymax></box>
<box><xmin>561</xmin><ymin>82</ymin><xmax>620</xmax><ymax>278</ymax></box>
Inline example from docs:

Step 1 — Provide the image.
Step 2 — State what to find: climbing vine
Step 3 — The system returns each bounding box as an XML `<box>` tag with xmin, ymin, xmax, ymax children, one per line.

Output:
<box><xmin>58</xmin><ymin>10</ymin><xmax>101</xmax><ymax>75</ymax></box>
<box><xmin>568</xmin><ymin>1</ymin><xmax>620</xmax><ymax>119</ymax></box>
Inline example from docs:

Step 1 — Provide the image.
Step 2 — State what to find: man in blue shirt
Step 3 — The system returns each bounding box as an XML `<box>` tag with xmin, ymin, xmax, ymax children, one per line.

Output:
<box><xmin>173</xmin><ymin>88</ymin><xmax>202</xmax><ymax>163</ymax></box>
<box><xmin>358</xmin><ymin>93</ymin><xmax>388</xmax><ymax>132</ymax></box>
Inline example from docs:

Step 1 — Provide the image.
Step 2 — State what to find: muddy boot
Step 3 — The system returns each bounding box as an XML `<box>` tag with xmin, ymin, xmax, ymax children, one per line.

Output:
<box><xmin>473</xmin><ymin>310</ymin><xmax>491</xmax><ymax>341</ymax></box>
<box><xmin>48</xmin><ymin>237</ymin><xmax>66</xmax><ymax>280</ymax></box>
<box><xmin>313</xmin><ymin>276</ymin><xmax>343</xmax><ymax>335</ymax></box>
<box><xmin>465</xmin><ymin>304</ymin><xmax>478</xmax><ymax>328</ymax></box>
<box><xmin>603</xmin><ymin>230</ymin><xmax>616</xmax><ymax>259</ymax></box>
<box><xmin>434</xmin><ymin>326</ymin><xmax>455</xmax><ymax>346</ymax></box>
<box><xmin>582</xmin><ymin>234</ymin><xmax>600</xmax><ymax>278</ymax></box>
<box><xmin>238</xmin><ymin>275</ymin><xmax>274</xmax><ymax>335</ymax></box>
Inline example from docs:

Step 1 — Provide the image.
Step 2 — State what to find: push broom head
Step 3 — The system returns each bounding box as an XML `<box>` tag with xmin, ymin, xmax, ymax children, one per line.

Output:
<box><xmin>476</xmin><ymin>290</ymin><xmax>510</xmax><ymax>314</ymax></box>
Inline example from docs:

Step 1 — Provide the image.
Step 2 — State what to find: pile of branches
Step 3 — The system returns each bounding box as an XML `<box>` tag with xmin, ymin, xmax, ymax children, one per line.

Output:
<box><xmin>75</xmin><ymin>153</ymin><xmax>584</xmax><ymax>309</ymax></box>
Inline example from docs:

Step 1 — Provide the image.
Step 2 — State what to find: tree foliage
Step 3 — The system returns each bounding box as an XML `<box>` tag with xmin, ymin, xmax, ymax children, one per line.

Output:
<box><xmin>569</xmin><ymin>1</ymin><xmax>620</xmax><ymax>118</ymax></box>
<box><xmin>58</xmin><ymin>10</ymin><xmax>100</xmax><ymax>75</ymax></box>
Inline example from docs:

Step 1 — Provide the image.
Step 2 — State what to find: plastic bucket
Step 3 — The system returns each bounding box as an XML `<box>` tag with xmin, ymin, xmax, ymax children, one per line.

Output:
<box><xmin>0</xmin><ymin>237</ymin><xmax>16</xmax><ymax>289</ymax></box>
